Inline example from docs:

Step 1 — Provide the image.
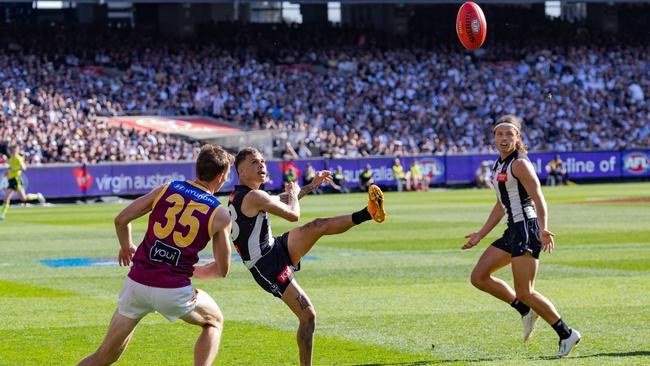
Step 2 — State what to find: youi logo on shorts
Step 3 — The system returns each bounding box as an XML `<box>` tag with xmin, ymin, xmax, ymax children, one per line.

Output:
<box><xmin>276</xmin><ymin>265</ymin><xmax>293</xmax><ymax>284</ymax></box>
<box><xmin>623</xmin><ymin>152</ymin><xmax>650</xmax><ymax>174</ymax></box>
<box><xmin>150</xmin><ymin>240</ymin><xmax>181</xmax><ymax>266</ymax></box>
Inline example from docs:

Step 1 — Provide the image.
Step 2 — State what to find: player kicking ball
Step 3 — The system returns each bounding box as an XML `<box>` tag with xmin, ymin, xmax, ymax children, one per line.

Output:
<box><xmin>229</xmin><ymin>147</ymin><xmax>386</xmax><ymax>366</ymax></box>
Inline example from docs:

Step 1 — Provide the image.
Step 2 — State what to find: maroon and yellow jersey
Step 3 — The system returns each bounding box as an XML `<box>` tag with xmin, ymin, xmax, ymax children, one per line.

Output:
<box><xmin>128</xmin><ymin>180</ymin><xmax>222</xmax><ymax>288</ymax></box>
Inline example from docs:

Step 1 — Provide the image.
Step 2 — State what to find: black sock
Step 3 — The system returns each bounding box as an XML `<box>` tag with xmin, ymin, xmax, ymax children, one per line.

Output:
<box><xmin>552</xmin><ymin>319</ymin><xmax>572</xmax><ymax>340</ymax></box>
<box><xmin>351</xmin><ymin>207</ymin><xmax>372</xmax><ymax>225</ymax></box>
<box><xmin>510</xmin><ymin>299</ymin><xmax>530</xmax><ymax>316</ymax></box>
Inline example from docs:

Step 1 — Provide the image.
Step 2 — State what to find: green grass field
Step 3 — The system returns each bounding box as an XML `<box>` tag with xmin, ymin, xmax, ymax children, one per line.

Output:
<box><xmin>1</xmin><ymin>182</ymin><xmax>649</xmax><ymax>365</ymax></box>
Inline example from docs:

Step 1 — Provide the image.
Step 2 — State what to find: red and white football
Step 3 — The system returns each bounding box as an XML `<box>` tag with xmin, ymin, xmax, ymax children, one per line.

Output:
<box><xmin>456</xmin><ymin>2</ymin><xmax>487</xmax><ymax>50</ymax></box>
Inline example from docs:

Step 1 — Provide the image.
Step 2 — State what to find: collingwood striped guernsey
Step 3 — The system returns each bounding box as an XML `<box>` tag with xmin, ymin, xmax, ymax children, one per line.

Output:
<box><xmin>492</xmin><ymin>150</ymin><xmax>537</xmax><ymax>224</ymax></box>
<box><xmin>228</xmin><ymin>185</ymin><xmax>275</xmax><ymax>269</ymax></box>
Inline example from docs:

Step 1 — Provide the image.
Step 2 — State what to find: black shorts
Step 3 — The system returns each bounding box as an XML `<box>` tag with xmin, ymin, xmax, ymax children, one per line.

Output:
<box><xmin>249</xmin><ymin>232</ymin><xmax>301</xmax><ymax>298</ymax></box>
<box><xmin>491</xmin><ymin>218</ymin><xmax>542</xmax><ymax>259</ymax></box>
<box><xmin>7</xmin><ymin>178</ymin><xmax>21</xmax><ymax>191</ymax></box>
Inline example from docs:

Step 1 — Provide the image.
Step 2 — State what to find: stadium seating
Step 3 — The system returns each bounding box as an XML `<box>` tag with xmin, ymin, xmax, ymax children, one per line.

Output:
<box><xmin>1</xmin><ymin>25</ymin><xmax>648</xmax><ymax>164</ymax></box>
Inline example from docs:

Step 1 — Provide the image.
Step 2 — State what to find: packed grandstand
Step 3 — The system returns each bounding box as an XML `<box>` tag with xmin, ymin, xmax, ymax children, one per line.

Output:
<box><xmin>0</xmin><ymin>24</ymin><xmax>648</xmax><ymax>165</ymax></box>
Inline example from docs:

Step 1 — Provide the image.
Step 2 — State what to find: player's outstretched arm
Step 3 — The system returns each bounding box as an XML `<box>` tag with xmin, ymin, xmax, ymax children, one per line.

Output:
<box><xmin>247</xmin><ymin>183</ymin><xmax>300</xmax><ymax>222</ymax></box>
<box><xmin>298</xmin><ymin>170</ymin><xmax>331</xmax><ymax>199</ymax></box>
<box><xmin>512</xmin><ymin>159</ymin><xmax>555</xmax><ymax>253</ymax></box>
<box><xmin>114</xmin><ymin>185</ymin><xmax>164</xmax><ymax>266</ymax></box>
<box><xmin>194</xmin><ymin>208</ymin><xmax>232</xmax><ymax>280</ymax></box>
<box><xmin>462</xmin><ymin>201</ymin><xmax>505</xmax><ymax>250</ymax></box>
<box><xmin>276</xmin><ymin>170</ymin><xmax>332</xmax><ymax>203</ymax></box>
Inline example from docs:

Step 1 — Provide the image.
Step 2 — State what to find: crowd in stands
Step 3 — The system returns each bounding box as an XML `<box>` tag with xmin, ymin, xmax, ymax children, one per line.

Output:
<box><xmin>1</xmin><ymin>24</ymin><xmax>649</xmax><ymax>165</ymax></box>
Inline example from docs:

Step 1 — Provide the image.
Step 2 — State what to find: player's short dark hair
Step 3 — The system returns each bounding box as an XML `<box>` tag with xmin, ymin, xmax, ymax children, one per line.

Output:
<box><xmin>196</xmin><ymin>144</ymin><xmax>234</xmax><ymax>182</ymax></box>
<box><xmin>234</xmin><ymin>147</ymin><xmax>261</xmax><ymax>175</ymax></box>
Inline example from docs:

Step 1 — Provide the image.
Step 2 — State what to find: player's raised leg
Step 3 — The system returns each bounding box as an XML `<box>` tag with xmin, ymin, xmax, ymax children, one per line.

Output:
<box><xmin>180</xmin><ymin>290</ymin><xmax>225</xmax><ymax>366</ymax></box>
<box><xmin>367</xmin><ymin>185</ymin><xmax>386</xmax><ymax>222</ymax></box>
<box><xmin>281</xmin><ymin>280</ymin><xmax>316</xmax><ymax>366</ymax></box>
<box><xmin>77</xmin><ymin>310</ymin><xmax>140</xmax><ymax>366</ymax></box>
<box><xmin>286</xmin><ymin>184</ymin><xmax>386</xmax><ymax>265</ymax></box>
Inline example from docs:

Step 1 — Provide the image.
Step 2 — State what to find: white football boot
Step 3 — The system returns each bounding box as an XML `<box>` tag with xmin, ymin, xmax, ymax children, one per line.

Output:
<box><xmin>557</xmin><ymin>329</ymin><xmax>581</xmax><ymax>358</ymax></box>
<box><xmin>522</xmin><ymin>310</ymin><xmax>540</xmax><ymax>342</ymax></box>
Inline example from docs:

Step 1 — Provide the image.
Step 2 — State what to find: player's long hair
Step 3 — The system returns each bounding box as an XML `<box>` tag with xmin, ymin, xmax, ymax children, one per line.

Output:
<box><xmin>495</xmin><ymin>115</ymin><xmax>528</xmax><ymax>154</ymax></box>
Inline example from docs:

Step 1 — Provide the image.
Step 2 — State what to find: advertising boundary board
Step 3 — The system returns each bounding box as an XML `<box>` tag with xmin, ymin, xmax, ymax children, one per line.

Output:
<box><xmin>2</xmin><ymin>150</ymin><xmax>648</xmax><ymax>199</ymax></box>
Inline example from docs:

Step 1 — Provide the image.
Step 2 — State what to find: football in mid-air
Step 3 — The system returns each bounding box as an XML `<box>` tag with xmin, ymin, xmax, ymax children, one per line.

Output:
<box><xmin>456</xmin><ymin>2</ymin><xmax>487</xmax><ymax>50</ymax></box>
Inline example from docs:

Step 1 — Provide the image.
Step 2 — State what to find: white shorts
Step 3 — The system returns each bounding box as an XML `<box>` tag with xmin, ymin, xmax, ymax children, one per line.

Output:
<box><xmin>117</xmin><ymin>277</ymin><xmax>198</xmax><ymax>322</ymax></box>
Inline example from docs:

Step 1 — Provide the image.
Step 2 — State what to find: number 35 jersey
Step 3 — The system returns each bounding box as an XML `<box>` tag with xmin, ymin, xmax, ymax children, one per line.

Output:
<box><xmin>129</xmin><ymin>181</ymin><xmax>222</xmax><ymax>288</ymax></box>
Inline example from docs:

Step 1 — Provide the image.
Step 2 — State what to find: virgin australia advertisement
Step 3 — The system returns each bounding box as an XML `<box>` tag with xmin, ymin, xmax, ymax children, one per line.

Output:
<box><xmin>1</xmin><ymin>150</ymin><xmax>648</xmax><ymax>199</ymax></box>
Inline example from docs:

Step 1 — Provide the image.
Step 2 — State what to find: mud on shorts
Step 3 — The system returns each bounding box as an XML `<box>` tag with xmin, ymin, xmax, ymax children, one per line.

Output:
<box><xmin>491</xmin><ymin>218</ymin><xmax>542</xmax><ymax>259</ymax></box>
<box><xmin>249</xmin><ymin>232</ymin><xmax>301</xmax><ymax>298</ymax></box>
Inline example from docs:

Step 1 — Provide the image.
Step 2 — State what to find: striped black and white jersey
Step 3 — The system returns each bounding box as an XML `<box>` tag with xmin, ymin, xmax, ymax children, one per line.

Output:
<box><xmin>492</xmin><ymin>150</ymin><xmax>537</xmax><ymax>224</ymax></box>
<box><xmin>228</xmin><ymin>185</ymin><xmax>275</xmax><ymax>269</ymax></box>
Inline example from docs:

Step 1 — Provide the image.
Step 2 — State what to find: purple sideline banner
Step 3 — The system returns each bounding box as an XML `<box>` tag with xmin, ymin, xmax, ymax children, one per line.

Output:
<box><xmin>444</xmin><ymin>150</ymin><xmax>649</xmax><ymax>183</ymax></box>
<box><xmin>1</xmin><ymin>150</ymin><xmax>648</xmax><ymax>199</ymax></box>
<box><xmin>529</xmin><ymin>151</ymin><xmax>621</xmax><ymax>180</ymax></box>
<box><xmin>326</xmin><ymin>156</ymin><xmax>445</xmax><ymax>188</ymax></box>
<box><xmin>266</xmin><ymin>159</ymin><xmax>327</xmax><ymax>190</ymax></box>
<box><xmin>445</xmin><ymin>154</ymin><xmax>495</xmax><ymax>184</ymax></box>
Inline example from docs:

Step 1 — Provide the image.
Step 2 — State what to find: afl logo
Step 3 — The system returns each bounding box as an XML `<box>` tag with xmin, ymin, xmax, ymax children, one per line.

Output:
<box><xmin>417</xmin><ymin>159</ymin><xmax>445</xmax><ymax>180</ymax></box>
<box><xmin>623</xmin><ymin>152</ymin><xmax>649</xmax><ymax>174</ymax></box>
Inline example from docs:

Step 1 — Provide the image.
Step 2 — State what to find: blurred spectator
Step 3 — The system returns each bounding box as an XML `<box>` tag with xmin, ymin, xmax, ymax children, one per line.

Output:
<box><xmin>358</xmin><ymin>164</ymin><xmax>375</xmax><ymax>192</ymax></box>
<box><xmin>546</xmin><ymin>155</ymin><xmax>569</xmax><ymax>186</ymax></box>
<box><xmin>283</xmin><ymin>166</ymin><xmax>298</xmax><ymax>183</ymax></box>
<box><xmin>328</xmin><ymin>165</ymin><xmax>350</xmax><ymax>194</ymax></box>
<box><xmin>282</xmin><ymin>142</ymin><xmax>299</xmax><ymax>161</ymax></box>
<box><xmin>407</xmin><ymin>160</ymin><xmax>430</xmax><ymax>192</ymax></box>
<box><xmin>392</xmin><ymin>158</ymin><xmax>407</xmax><ymax>192</ymax></box>
<box><xmin>475</xmin><ymin>161</ymin><xmax>494</xmax><ymax>189</ymax></box>
<box><xmin>302</xmin><ymin>163</ymin><xmax>322</xmax><ymax>194</ymax></box>
<box><xmin>296</xmin><ymin>141</ymin><xmax>312</xmax><ymax>159</ymax></box>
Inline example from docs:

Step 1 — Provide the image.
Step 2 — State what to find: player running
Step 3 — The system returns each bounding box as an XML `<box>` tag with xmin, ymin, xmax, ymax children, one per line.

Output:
<box><xmin>462</xmin><ymin>115</ymin><xmax>581</xmax><ymax>358</ymax></box>
<box><xmin>78</xmin><ymin>145</ymin><xmax>234</xmax><ymax>366</ymax></box>
<box><xmin>1</xmin><ymin>146</ymin><xmax>45</xmax><ymax>220</ymax></box>
<box><xmin>229</xmin><ymin>147</ymin><xmax>386</xmax><ymax>366</ymax></box>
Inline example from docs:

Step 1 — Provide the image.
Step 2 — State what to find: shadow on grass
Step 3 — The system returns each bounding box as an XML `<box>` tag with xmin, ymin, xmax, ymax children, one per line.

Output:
<box><xmin>346</xmin><ymin>351</ymin><xmax>650</xmax><ymax>365</ymax></box>
<box><xmin>345</xmin><ymin>360</ymin><xmax>495</xmax><ymax>366</ymax></box>
<box><xmin>535</xmin><ymin>350</ymin><xmax>650</xmax><ymax>360</ymax></box>
<box><xmin>345</xmin><ymin>362</ymin><xmax>436</xmax><ymax>366</ymax></box>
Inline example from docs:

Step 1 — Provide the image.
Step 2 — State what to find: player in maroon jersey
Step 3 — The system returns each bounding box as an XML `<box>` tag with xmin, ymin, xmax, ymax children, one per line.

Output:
<box><xmin>78</xmin><ymin>145</ymin><xmax>234</xmax><ymax>366</ymax></box>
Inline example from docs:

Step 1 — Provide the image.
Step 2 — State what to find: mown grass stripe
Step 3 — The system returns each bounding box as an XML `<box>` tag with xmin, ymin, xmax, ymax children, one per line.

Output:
<box><xmin>0</xmin><ymin>279</ymin><xmax>76</xmax><ymax>298</ymax></box>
